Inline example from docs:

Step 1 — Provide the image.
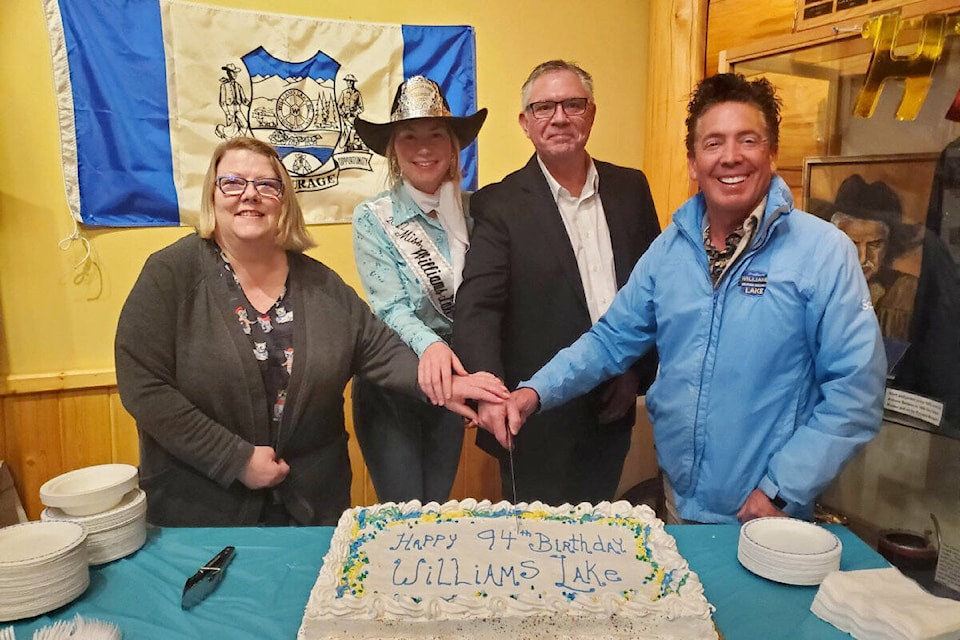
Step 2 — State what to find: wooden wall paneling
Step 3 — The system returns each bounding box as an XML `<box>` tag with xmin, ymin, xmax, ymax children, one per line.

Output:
<box><xmin>615</xmin><ymin>400</ymin><xmax>660</xmax><ymax>498</ymax></box>
<box><xmin>342</xmin><ymin>383</ymin><xmax>375</xmax><ymax>507</ymax></box>
<box><xmin>742</xmin><ymin>70</ymin><xmax>838</xmax><ymax>202</ymax></box>
<box><xmin>3</xmin><ymin>392</ymin><xmax>62</xmax><ymax>520</ymax></box>
<box><xmin>0</xmin><ymin>395</ymin><xmax>5</xmax><ymax>463</ymax></box>
<box><xmin>449</xmin><ymin>434</ymin><xmax>468</xmax><ymax>500</ymax></box>
<box><xmin>451</xmin><ymin>427</ymin><xmax>501</xmax><ymax>503</ymax></box>
<box><xmin>470</xmin><ymin>445</ymin><xmax>501</xmax><ymax>501</ymax></box>
<box><xmin>705</xmin><ymin>0</ymin><xmax>797</xmax><ymax>74</ymax></box>
<box><xmin>643</xmin><ymin>0</ymin><xmax>708</xmax><ymax>222</ymax></box>
<box><xmin>58</xmin><ymin>388</ymin><xmax>113</xmax><ymax>473</ymax></box>
<box><xmin>109</xmin><ymin>390</ymin><xmax>139</xmax><ymax>465</ymax></box>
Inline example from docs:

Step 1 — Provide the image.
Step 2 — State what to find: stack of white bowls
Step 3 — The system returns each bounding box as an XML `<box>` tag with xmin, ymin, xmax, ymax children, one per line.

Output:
<box><xmin>738</xmin><ymin>516</ymin><xmax>843</xmax><ymax>585</ymax></box>
<box><xmin>39</xmin><ymin>464</ymin><xmax>146</xmax><ymax>565</ymax></box>
<box><xmin>0</xmin><ymin>520</ymin><xmax>89</xmax><ymax>621</ymax></box>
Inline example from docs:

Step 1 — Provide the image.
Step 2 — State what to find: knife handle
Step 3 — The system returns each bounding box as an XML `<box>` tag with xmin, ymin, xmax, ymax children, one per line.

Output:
<box><xmin>203</xmin><ymin>545</ymin><xmax>236</xmax><ymax>570</ymax></box>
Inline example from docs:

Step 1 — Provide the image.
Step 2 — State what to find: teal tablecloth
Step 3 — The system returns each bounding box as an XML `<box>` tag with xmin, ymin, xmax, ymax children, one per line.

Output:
<box><xmin>7</xmin><ymin>523</ymin><xmax>887</xmax><ymax>639</ymax></box>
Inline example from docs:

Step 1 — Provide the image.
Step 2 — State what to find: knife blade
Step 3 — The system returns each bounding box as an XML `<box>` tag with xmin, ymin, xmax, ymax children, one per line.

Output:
<box><xmin>506</xmin><ymin>427</ymin><xmax>519</xmax><ymax>531</ymax></box>
<box><xmin>181</xmin><ymin>545</ymin><xmax>236</xmax><ymax>609</ymax></box>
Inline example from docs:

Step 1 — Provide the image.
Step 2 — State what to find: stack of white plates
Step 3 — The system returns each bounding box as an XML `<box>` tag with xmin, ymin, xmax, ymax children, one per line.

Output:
<box><xmin>738</xmin><ymin>517</ymin><xmax>842</xmax><ymax>585</ymax></box>
<box><xmin>42</xmin><ymin>488</ymin><xmax>147</xmax><ymax>565</ymax></box>
<box><xmin>0</xmin><ymin>521</ymin><xmax>89</xmax><ymax>621</ymax></box>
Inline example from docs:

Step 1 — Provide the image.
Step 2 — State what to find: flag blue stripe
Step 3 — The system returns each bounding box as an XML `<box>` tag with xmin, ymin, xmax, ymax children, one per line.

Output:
<box><xmin>401</xmin><ymin>25</ymin><xmax>480</xmax><ymax>191</ymax></box>
<box><xmin>59</xmin><ymin>0</ymin><xmax>179</xmax><ymax>226</ymax></box>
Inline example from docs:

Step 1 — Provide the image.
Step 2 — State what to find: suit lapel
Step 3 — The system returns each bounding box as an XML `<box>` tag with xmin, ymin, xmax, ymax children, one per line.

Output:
<box><xmin>597</xmin><ymin>163</ymin><xmax>633</xmax><ymax>287</ymax></box>
<box><xmin>518</xmin><ymin>156</ymin><xmax>590</xmax><ymax>315</ymax></box>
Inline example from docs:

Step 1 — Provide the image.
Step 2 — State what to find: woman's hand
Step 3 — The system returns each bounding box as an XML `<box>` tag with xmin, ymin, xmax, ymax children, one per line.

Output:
<box><xmin>444</xmin><ymin>372</ymin><xmax>510</xmax><ymax>423</ymax></box>
<box><xmin>239</xmin><ymin>445</ymin><xmax>290</xmax><ymax>489</ymax></box>
<box><xmin>418</xmin><ymin>341</ymin><xmax>467</xmax><ymax>405</ymax></box>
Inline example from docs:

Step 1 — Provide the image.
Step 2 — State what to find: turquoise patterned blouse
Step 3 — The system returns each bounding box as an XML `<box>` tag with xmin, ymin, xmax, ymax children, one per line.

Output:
<box><xmin>352</xmin><ymin>186</ymin><xmax>471</xmax><ymax>356</ymax></box>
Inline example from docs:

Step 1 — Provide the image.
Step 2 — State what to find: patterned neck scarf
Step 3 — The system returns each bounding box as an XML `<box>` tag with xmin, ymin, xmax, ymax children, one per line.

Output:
<box><xmin>703</xmin><ymin>223</ymin><xmax>747</xmax><ymax>286</ymax></box>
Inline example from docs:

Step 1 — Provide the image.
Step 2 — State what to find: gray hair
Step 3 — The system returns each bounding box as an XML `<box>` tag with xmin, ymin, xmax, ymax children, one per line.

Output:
<box><xmin>520</xmin><ymin>60</ymin><xmax>594</xmax><ymax>111</ymax></box>
<box><xmin>830</xmin><ymin>211</ymin><xmax>890</xmax><ymax>238</ymax></box>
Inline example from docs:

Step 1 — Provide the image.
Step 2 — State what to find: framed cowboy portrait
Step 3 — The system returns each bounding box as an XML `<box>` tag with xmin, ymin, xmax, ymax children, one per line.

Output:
<box><xmin>803</xmin><ymin>152</ymin><xmax>960</xmax><ymax>433</ymax></box>
<box><xmin>803</xmin><ymin>153</ymin><xmax>938</xmax><ymax>338</ymax></box>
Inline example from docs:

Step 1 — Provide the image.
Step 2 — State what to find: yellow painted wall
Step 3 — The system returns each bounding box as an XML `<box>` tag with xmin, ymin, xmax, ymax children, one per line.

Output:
<box><xmin>0</xmin><ymin>0</ymin><xmax>651</xmax><ymax>386</ymax></box>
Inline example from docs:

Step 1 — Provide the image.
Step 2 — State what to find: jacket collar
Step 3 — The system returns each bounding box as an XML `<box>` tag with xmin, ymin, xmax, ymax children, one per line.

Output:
<box><xmin>675</xmin><ymin>174</ymin><xmax>794</xmax><ymax>246</ymax></box>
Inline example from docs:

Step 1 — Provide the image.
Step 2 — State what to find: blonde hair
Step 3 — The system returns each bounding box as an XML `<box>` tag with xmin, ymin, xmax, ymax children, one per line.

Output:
<box><xmin>384</xmin><ymin>120</ymin><xmax>463</xmax><ymax>191</ymax></box>
<box><xmin>197</xmin><ymin>137</ymin><xmax>315</xmax><ymax>252</ymax></box>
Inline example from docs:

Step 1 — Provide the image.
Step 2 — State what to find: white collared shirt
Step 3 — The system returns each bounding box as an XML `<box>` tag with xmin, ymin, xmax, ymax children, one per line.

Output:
<box><xmin>537</xmin><ymin>156</ymin><xmax>617</xmax><ymax>323</ymax></box>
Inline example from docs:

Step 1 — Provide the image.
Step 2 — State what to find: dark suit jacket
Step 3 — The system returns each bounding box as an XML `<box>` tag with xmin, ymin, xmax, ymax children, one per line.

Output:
<box><xmin>453</xmin><ymin>155</ymin><xmax>660</xmax><ymax>463</ymax></box>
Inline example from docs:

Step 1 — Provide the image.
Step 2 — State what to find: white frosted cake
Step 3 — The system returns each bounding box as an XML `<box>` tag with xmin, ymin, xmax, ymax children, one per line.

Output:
<box><xmin>298</xmin><ymin>499</ymin><xmax>717</xmax><ymax>639</ymax></box>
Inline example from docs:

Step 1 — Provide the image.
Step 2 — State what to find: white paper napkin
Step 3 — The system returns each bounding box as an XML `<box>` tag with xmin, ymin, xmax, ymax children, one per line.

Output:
<box><xmin>812</xmin><ymin>568</ymin><xmax>960</xmax><ymax>640</ymax></box>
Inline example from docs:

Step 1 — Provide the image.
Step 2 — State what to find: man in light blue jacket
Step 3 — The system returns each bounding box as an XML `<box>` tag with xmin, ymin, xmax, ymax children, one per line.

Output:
<box><xmin>499</xmin><ymin>73</ymin><xmax>886</xmax><ymax>524</ymax></box>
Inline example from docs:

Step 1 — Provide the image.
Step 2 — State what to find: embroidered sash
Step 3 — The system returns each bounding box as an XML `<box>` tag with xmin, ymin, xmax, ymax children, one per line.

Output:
<box><xmin>370</xmin><ymin>198</ymin><xmax>456</xmax><ymax>321</ymax></box>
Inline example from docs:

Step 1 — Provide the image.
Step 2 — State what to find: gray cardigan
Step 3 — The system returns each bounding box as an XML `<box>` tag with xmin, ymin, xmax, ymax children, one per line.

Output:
<box><xmin>115</xmin><ymin>235</ymin><xmax>421</xmax><ymax>526</ymax></box>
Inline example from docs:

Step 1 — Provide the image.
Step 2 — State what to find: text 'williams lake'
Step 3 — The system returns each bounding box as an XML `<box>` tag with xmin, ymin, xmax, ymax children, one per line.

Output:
<box><xmin>386</xmin><ymin>527</ymin><xmax>632</xmax><ymax>593</ymax></box>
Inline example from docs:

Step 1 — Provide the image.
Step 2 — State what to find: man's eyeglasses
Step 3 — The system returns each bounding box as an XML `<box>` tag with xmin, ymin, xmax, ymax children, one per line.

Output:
<box><xmin>216</xmin><ymin>175</ymin><xmax>283</xmax><ymax>198</ymax></box>
<box><xmin>526</xmin><ymin>97</ymin><xmax>590</xmax><ymax>120</ymax></box>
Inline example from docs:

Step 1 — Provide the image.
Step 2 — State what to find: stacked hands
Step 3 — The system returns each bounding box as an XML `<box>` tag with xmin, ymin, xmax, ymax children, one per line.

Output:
<box><xmin>417</xmin><ymin>340</ymin><xmax>535</xmax><ymax>452</ymax></box>
<box><xmin>416</xmin><ymin>341</ymin><xmax>511</xmax><ymax>423</ymax></box>
<box><xmin>242</xmin><ymin>352</ymin><xmax>786</xmax><ymax>522</ymax></box>
<box><xmin>241</xmin><ymin>342</ymin><xmax>512</xmax><ymax>492</ymax></box>
<box><xmin>468</xmin><ymin>373</ymin><xmax>643</xmax><ymax>452</ymax></box>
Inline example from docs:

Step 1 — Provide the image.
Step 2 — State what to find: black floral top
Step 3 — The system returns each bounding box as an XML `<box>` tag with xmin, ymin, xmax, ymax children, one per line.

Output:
<box><xmin>216</xmin><ymin>244</ymin><xmax>294</xmax><ymax>448</ymax></box>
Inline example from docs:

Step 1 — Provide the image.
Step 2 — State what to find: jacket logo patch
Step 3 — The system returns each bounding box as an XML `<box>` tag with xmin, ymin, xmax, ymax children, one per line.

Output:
<box><xmin>739</xmin><ymin>271</ymin><xmax>767</xmax><ymax>296</ymax></box>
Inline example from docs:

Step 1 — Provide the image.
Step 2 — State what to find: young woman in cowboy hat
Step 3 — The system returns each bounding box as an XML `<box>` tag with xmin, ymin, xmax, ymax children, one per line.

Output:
<box><xmin>351</xmin><ymin>76</ymin><xmax>488</xmax><ymax>503</ymax></box>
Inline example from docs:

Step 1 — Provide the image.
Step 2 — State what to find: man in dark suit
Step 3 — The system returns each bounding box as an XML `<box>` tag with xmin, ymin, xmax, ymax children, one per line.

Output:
<box><xmin>452</xmin><ymin>60</ymin><xmax>660</xmax><ymax>505</ymax></box>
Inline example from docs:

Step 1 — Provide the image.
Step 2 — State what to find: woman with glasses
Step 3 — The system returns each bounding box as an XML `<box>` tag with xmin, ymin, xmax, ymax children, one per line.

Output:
<box><xmin>350</xmin><ymin>76</ymin><xmax>487</xmax><ymax>503</ymax></box>
<box><xmin>115</xmin><ymin>136</ymin><xmax>507</xmax><ymax>527</ymax></box>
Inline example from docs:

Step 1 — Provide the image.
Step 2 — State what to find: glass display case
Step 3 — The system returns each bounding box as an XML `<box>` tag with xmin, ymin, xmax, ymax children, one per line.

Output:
<box><xmin>725</xmin><ymin>16</ymin><xmax>960</xmax><ymax>440</ymax></box>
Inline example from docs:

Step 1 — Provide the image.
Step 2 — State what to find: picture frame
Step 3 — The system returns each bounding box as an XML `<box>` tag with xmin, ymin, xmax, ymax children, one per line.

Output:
<box><xmin>803</xmin><ymin>153</ymin><xmax>937</xmax><ymax>361</ymax></box>
<box><xmin>803</xmin><ymin>152</ymin><xmax>960</xmax><ymax>433</ymax></box>
<box><xmin>803</xmin><ymin>153</ymin><xmax>940</xmax><ymax>234</ymax></box>
<box><xmin>802</xmin><ymin>153</ymin><xmax>938</xmax><ymax>298</ymax></box>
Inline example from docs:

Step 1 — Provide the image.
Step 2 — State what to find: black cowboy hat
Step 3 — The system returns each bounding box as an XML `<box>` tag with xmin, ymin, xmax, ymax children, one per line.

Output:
<box><xmin>353</xmin><ymin>76</ymin><xmax>487</xmax><ymax>157</ymax></box>
<box><xmin>828</xmin><ymin>174</ymin><xmax>923</xmax><ymax>259</ymax></box>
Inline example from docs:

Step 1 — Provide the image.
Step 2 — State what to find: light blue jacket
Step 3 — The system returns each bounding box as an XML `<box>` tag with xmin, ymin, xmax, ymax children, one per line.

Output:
<box><xmin>524</xmin><ymin>176</ymin><xmax>886</xmax><ymax>523</ymax></box>
<box><xmin>353</xmin><ymin>187</ymin><xmax>470</xmax><ymax>356</ymax></box>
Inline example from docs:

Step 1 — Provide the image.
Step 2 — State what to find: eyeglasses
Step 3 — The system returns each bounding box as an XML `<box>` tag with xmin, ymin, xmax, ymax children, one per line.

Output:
<box><xmin>216</xmin><ymin>175</ymin><xmax>283</xmax><ymax>198</ymax></box>
<box><xmin>526</xmin><ymin>97</ymin><xmax>590</xmax><ymax>120</ymax></box>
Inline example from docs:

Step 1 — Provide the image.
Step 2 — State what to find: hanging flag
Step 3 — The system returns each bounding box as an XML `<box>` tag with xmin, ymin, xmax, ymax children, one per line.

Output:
<box><xmin>42</xmin><ymin>0</ymin><xmax>480</xmax><ymax>227</ymax></box>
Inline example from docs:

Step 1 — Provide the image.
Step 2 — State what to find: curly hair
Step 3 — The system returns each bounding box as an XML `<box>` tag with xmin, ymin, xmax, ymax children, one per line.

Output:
<box><xmin>198</xmin><ymin>136</ymin><xmax>315</xmax><ymax>252</ymax></box>
<box><xmin>685</xmin><ymin>73</ymin><xmax>782</xmax><ymax>154</ymax></box>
